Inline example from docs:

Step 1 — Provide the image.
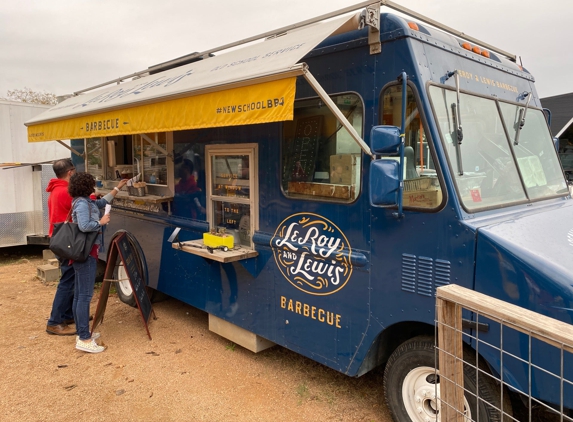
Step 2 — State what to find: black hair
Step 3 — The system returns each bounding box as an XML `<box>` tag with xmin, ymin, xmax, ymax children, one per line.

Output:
<box><xmin>53</xmin><ymin>158</ymin><xmax>75</xmax><ymax>178</ymax></box>
<box><xmin>68</xmin><ymin>172</ymin><xmax>95</xmax><ymax>198</ymax></box>
<box><xmin>179</xmin><ymin>159</ymin><xmax>194</xmax><ymax>178</ymax></box>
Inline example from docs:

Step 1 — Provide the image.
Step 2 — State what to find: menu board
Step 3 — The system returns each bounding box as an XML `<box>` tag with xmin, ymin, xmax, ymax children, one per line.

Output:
<box><xmin>284</xmin><ymin>115</ymin><xmax>323</xmax><ymax>183</ymax></box>
<box><xmin>211</xmin><ymin>155</ymin><xmax>250</xmax><ymax>198</ymax></box>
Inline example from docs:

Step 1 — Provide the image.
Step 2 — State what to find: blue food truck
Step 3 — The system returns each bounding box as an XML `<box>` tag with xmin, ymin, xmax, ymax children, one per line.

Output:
<box><xmin>26</xmin><ymin>1</ymin><xmax>572</xmax><ymax>420</ymax></box>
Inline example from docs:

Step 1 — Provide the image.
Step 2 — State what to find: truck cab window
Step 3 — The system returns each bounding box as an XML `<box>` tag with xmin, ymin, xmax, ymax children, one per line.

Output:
<box><xmin>281</xmin><ymin>94</ymin><xmax>363</xmax><ymax>202</ymax></box>
<box><xmin>381</xmin><ymin>85</ymin><xmax>443</xmax><ymax>209</ymax></box>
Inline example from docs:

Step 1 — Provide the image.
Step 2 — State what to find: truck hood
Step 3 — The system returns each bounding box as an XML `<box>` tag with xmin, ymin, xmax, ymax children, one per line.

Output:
<box><xmin>472</xmin><ymin>202</ymin><xmax>573</xmax><ymax>323</ymax></box>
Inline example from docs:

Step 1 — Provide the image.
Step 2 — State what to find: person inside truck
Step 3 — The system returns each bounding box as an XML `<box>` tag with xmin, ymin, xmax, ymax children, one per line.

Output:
<box><xmin>174</xmin><ymin>158</ymin><xmax>205</xmax><ymax>218</ymax></box>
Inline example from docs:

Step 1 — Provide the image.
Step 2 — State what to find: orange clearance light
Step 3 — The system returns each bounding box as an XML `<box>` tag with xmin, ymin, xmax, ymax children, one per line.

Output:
<box><xmin>481</xmin><ymin>50</ymin><xmax>490</xmax><ymax>58</ymax></box>
<box><xmin>461</xmin><ymin>42</ymin><xmax>471</xmax><ymax>50</ymax></box>
<box><xmin>472</xmin><ymin>46</ymin><xmax>481</xmax><ymax>54</ymax></box>
<box><xmin>407</xmin><ymin>22</ymin><xmax>419</xmax><ymax>31</ymax></box>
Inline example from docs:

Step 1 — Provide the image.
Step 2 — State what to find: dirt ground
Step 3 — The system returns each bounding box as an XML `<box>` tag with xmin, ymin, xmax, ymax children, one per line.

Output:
<box><xmin>0</xmin><ymin>246</ymin><xmax>392</xmax><ymax>422</ymax></box>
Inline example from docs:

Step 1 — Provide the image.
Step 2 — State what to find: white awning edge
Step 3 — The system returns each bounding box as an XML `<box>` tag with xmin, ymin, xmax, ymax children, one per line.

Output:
<box><xmin>26</xmin><ymin>14</ymin><xmax>359</xmax><ymax>129</ymax></box>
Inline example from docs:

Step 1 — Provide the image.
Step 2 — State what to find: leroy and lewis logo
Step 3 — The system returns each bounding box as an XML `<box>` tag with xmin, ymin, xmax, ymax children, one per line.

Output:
<box><xmin>271</xmin><ymin>213</ymin><xmax>352</xmax><ymax>296</ymax></box>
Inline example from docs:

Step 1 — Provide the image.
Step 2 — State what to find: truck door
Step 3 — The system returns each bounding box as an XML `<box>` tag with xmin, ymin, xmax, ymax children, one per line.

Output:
<box><xmin>370</xmin><ymin>82</ymin><xmax>452</xmax><ymax>328</ymax></box>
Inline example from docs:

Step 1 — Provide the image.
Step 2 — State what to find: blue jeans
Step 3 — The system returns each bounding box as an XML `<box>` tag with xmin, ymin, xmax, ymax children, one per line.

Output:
<box><xmin>47</xmin><ymin>256</ymin><xmax>75</xmax><ymax>326</ymax></box>
<box><xmin>72</xmin><ymin>256</ymin><xmax>97</xmax><ymax>340</ymax></box>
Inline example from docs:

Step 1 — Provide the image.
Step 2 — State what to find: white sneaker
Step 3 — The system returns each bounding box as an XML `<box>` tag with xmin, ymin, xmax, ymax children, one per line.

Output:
<box><xmin>76</xmin><ymin>332</ymin><xmax>100</xmax><ymax>341</ymax></box>
<box><xmin>76</xmin><ymin>338</ymin><xmax>105</xmax><ymax>354</ymax></box>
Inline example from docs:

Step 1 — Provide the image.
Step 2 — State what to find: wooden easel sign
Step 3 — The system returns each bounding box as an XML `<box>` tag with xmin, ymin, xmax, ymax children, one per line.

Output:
<box><xmin>92</xmin><ymin>232</ymin><xmax>155</xmax><ymax>340</ymax></box>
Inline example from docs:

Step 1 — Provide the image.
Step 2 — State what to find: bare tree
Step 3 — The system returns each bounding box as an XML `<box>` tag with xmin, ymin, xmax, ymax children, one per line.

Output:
<box><xmin>1</xmin><ymin>87</ymin><xmax>57</xmax><ymax>105</ymax></box>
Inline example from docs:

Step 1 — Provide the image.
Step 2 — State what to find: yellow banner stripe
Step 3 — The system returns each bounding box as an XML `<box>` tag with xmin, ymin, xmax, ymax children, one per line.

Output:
<box><xmin>28</xmin><ymin>78</ymin><xmax>296</xmax><ymax>142</ymax></box>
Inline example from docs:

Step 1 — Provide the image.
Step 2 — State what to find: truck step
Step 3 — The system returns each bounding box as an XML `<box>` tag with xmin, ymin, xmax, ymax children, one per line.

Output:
<box><xmin>209</xmin><ymin>314</ymin><xmax>275</xmax><ymax>353</ymax></box>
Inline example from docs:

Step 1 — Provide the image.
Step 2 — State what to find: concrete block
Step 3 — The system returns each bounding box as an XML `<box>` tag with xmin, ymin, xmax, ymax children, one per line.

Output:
<box><xmin>209</xmin><ymin>314</ymin><xmax>275</xmax><ymax>353</ymax></box>
<box><xmin>37</xmin><ymin>264</ymin><xmax>60</xmax><ymax>282</ymax></box>
<box><xmin>43</xmin><ymin>249</ymin><xmax>55</xmax><ymax>260</ymax></box>
<box><xmin>47</xmin><ymin>258</ymin><xmax>59</xmax><ymax>267</ymax></box>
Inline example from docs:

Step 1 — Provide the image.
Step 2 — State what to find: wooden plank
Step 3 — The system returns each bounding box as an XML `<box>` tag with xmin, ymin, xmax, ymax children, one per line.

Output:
<box><xmin>437</xmin><ymin>284</ymin><xmax>573</xmax><ymax>354</ymax></box>
<box><xmin>172</xmin><ymin>240</ymin><xmax>258</xmax><ymax>263</ymax></box>
<box><xmin>209</xmin><ymin>315</ymin><xmax>275</xmax><ymax>353</ymax></box>
<box><xmin>437</xmin><ymin>297</ymin><xmax>465</xmax><ymax>422</ymax></box>
<box><xmin>97</xmin><ymin>188</ymin><xmax>173</xmax><ymax>204</ymax></box>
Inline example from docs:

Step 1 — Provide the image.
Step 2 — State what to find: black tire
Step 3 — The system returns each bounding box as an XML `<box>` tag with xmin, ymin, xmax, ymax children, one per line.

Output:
<box><xmin>383</xmin><ymin>335</ymin><xmax>512</xmax><ymax>422</ymax></box>
<box><xmin>115</xmin><ymin>260</ymin><xmax>137</xmax><ymax>307</ymax></box>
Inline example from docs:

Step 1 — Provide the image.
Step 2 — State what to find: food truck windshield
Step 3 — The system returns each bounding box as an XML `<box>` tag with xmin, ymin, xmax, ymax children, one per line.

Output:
<box><xmin>429</xmin><ymin>86</ymin><xmax>568</xmax><ymax>211</ymax></box>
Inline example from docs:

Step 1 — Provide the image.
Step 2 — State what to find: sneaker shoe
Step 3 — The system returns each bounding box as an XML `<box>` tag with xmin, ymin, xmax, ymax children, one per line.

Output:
<box><xmin>76</xmin><ymin>332</ymin><xmax>100</xmax><ymax>341</ymax></box>
<box><xmin>76</xmin><ymin>338</ymin><xmax>105</xmax><ymax>354</ymax></box>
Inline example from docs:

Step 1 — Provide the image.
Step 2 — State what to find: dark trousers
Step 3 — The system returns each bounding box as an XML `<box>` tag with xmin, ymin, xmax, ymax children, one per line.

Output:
<box><xmin>47</xmin><ymin>256</ymin><xmax>75</xmax><ymax>326</ymax></box>
<box><xmin>72</xmin><ymin>256</ymin><xmax>97</xmax><ymax>340</ymax></box>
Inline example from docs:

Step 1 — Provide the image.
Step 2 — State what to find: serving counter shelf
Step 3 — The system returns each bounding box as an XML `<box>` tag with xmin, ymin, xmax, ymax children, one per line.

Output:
<box><xmin>98</xmin><ymin>188</ymin><xmax>173</xmax><ymax>204</ymax></box>
<box><xmin>172</xmin><ymin>240</ymin><xmax>258</xmax><ymax>263</ymax></box>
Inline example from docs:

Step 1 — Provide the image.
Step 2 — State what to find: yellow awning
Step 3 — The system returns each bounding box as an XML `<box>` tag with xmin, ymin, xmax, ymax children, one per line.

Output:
<box><xmin>28</xmin><ymin>78</ymin><xmax>295</xmax><ymax>142</ymax></box>
<box><xmin>26</xmin><ymin>14</ymin><xmax>357</xmax><ymax>142</ymax></box>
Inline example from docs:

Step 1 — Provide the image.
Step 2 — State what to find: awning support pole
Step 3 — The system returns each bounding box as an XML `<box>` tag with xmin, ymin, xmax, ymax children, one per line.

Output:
<box><xmin>302</xmin><ymin>69</ymin><xmax>374</xmax><ymax>158</ymax></box>
<box><xmin>57</xmin><ymin>140</ymin><xmax>85</xmax><ymax>159</ymax></box>
<box><xmin>140</xmin><ymin>133</ymin><xmax>170</xmax><ymax>158</ymax></box>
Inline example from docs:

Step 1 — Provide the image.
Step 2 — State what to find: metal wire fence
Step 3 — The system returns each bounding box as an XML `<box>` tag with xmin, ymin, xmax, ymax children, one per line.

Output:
<box><xmin>435</xmin><ymin>284</ymin><xmax>573</xmax><ymax>422</ymax></box>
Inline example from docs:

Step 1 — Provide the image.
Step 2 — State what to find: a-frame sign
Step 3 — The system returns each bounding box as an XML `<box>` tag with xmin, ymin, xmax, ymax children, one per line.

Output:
<box><xmin>92</xmin><ymin>232</ymin><xmax>155</xmax><ymax>340</ymax></box>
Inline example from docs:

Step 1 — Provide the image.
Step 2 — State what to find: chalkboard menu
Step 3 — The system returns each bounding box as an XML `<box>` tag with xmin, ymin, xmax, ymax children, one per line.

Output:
<box><xmin>92</xmin><ymin>232</ymin><xmax>154</xmax><ymax>340</ymax></box>
<box><xmin>284</xmin><ymin>115</ymin><xmax>323</xmax><ymax>184</ymax></box>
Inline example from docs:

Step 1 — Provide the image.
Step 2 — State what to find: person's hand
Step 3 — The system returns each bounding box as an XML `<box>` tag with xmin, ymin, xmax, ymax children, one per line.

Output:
<box><xmin>99</xmin><ymin>214</ymin><xmax>111</xmax><ymax>226</ymax></box>
<box><xmin>117</xmin><ymin>179</ymin><xmax>128</xmax><ymax>190</ymax></box>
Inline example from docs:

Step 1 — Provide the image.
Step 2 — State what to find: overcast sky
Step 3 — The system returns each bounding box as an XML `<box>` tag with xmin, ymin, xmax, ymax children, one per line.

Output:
<box><xmin>1</xmin><ymin>0</ymin><xmax>571</xmax><ymax>100</ymax></box>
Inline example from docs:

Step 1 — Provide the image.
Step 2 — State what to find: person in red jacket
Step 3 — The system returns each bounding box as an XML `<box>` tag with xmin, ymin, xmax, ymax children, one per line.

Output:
<box><xmin>46</xmin><ymin>158</ymin><xmax>77</xmax><ymax>336</ymax></box>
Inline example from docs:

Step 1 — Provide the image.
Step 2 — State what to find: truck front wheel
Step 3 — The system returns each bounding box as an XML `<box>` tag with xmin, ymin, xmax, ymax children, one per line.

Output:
<box><xmin>383</xmin><ymin>335</ymin><xmax>512</xmax><ymax>422</ymax></box>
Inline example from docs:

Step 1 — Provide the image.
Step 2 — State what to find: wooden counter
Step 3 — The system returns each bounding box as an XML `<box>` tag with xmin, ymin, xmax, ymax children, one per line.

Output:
<box><xmin>97</xmin><ymin>188</ymin><xmax>173</xmax><ymax>204</ymax></box>
<box><xmin>172</xmin><ymin>240</ymin><xmax>258</xmax><ymax>263</ymax></box>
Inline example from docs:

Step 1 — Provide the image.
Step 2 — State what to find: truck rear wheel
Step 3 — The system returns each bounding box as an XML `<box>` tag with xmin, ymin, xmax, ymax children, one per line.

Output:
<box><xmin>383</xmin><ymin>335</ymin><xmax>512</xmax><ymax>422</ymax></box>
<box><xmin>110</xmin><ymin>230</ymin><xmax>147</xmax><ymax>308</ymax></box>
<box><xmin>116</xmin><ymin>262</ymin><xmax>137</xmax><ymax>307</ymax></box>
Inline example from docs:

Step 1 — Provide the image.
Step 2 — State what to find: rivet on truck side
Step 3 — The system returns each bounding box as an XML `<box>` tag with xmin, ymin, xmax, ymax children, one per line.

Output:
<box><xmin>28</xmin><ymin>2</ymin><xmax>573</xmax><ymax>421</ymax></box>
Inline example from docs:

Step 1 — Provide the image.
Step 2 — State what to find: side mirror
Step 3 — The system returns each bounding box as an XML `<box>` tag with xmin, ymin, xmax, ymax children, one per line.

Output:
<box><xmin>369</xmin><ymin>159</ymin><xmax>400</xmax><ymax>206</ymax></box>
<box><xmin>553</xmin><ymin>137</ymin><xmax>559</xmax><ymax>152</ymax></box>
<box><xmin>370</xmin><ymin>126</ymin><xmax>401</xmax><ymax>154</ymax></box>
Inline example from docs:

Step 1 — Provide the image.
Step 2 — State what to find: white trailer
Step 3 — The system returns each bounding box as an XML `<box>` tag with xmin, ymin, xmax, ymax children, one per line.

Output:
<box><xmin>0</xmin><ymin>100</ymin><xmax>70</xmax><ymax>247</ymax></box>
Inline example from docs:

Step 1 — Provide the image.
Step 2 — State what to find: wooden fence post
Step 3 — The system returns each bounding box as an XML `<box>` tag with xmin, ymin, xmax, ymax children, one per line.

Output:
<box><xmin>437</xmin><ymin>297</ymin><xmax>465</xmax><ymax>422</ymax></box>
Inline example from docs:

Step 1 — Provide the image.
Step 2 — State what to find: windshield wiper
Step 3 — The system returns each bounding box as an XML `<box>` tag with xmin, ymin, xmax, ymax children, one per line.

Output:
<box><xmin>514</xmin><ymin>91</ymin><xmax>532</xmax><ymax>146</ymax></box>
<box><xmin>446</xmin><ymin>70</ymin><xmax>464</xmax><ymax>175</ymax></box>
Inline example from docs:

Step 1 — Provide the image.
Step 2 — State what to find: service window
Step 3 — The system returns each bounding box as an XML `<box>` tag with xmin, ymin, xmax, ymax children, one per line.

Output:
<box><xmin>281</xmin><ymin>93</ymin><xmax>363</xmax><ymax>202</ymax></box>
<box><xmin>86</xmin><ymin>137</ymin><xmax>105</xmax><ymax>179</ymax></box>
<box><xmin>132</xmin><ymin>133</ymin><xmax>169</xmax><ymax>185</ymax></box>
<box><xmin>381</xmin><ymin>84</ymin><xmax>443</xmax><ymax>209</ymax></box>
<box><xmin>205</xmin><ymin>144</ymin><xmax>258</xmax><ymax>249</ymax></box>
<box><xmin>85</xmin><ymin>132</ymin><xmax>173</xmax><ymax>190</ymax></box>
